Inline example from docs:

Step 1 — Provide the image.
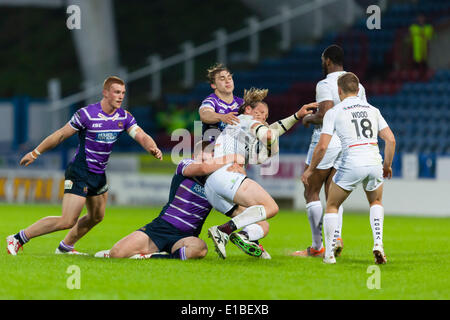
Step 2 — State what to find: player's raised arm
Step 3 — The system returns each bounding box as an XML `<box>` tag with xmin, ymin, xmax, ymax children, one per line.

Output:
<box><xmin>249</xmin><ymin>102</ymin><xmax>318</xmax><ymax>150</ymax></box>
<box><xmin>379</xmin><ymin>126</ymin><xmax>396</xmax><ymax>179</ymax></box>
<box><xmin>269</xmin><ymin>102</ymin><xmax>317</xmax><ymax>137</ymax></box>
<box><xmin>128</xmin><ymin>125</ymin><xmax>163</xmax><ymax>160</ymax></box>
<box><xmin>19</xmin><ymin>123</ymin><xmax>77</xmax><ymax>167</ymax></box>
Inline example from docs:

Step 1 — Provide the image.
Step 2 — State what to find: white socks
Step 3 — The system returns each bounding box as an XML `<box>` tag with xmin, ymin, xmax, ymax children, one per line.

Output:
<box><xmin>231</xmin><ymin>205</ymin><xmax>267</xmax><ymax>230</ymax></box>
<box><xmin>306</xmin><ymin>202</ymin><xmax>343</xmax><ymax>250</ymax></box>
<box><xmin>306</xmin><ymin>201</ymin><xmax>323</xmax><ymax>250</ymax></box>
<box><xmin>323</xmin><ymin>213</ymin><xmax>339</xmax><ymax>258</ymax></box>
<box><xmin>242</xmin><ymin>223</ymin><xmax>265</xmax><ymax>241</ymax></box>
<box><xmin>323</xmin><ymin>205</ymin><xmax>384</xmax><ymax>258</ymax></box>
<box><xmin>337</xmin><ymin>205</ymin><xmax>344</xmax><ymax>239</ymax></box>
<box><xmin>370</xmin><ymin>205</ymin><xmax>384</xmax><ymax>246</ymax></box>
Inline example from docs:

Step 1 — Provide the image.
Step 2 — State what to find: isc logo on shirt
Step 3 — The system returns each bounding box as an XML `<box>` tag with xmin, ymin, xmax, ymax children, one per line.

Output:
<box><xmin>92</xmin><ymin>123</ymin><xmax>103</xmax><ymax>128</ymax></box>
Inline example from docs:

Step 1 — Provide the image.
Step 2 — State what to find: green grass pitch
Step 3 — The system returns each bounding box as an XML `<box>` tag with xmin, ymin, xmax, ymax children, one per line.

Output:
<box><xmin>1</xmin><ymin>204</ymin><xmax>449</xmax><ymax>300</ymax></box>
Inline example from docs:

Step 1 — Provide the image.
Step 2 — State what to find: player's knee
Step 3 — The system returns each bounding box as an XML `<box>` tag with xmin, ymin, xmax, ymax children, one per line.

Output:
<box><xmin>264</xmin><ymin>201</ymin><xmax>279</xmax><ymax>219</ymax></box>
<box><xmin>303</xmin><ymin>185</ymin><xmax>313</xmax><ymax>199</ymax></box>
<box><xmin>57</xmin><ymin>217</ymin><xmax>78</xmax><ymax>230</ymax></box>
<box><xmin>184</xmin><ymin>239</ymin><xmax>208</xmax><ymax>259</ymax></box>
<box><xmin>304</xmin><ymin>186</ymin><xmax>319</xmax><ymax>203</ymax></box>
<box><xmin>87</xmin><ymin>213</ymin><xmax>104</xmax><ymax>225</ymax></box>
<box><xmin>109</xmin><ymin>246</ymin><xmax>125</xmax><ymax>258</ymax></box>
<box><xmin>197</xmin><ymin>245</ymin><xmax>208</xmax><ymax>259</ymax></box>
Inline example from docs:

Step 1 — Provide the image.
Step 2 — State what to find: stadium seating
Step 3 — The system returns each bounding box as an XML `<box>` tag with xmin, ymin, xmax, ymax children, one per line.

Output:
<box><xmin>160</xmin><ymin>0</ymin><xmax>450</xmax><ymax>179</ymax></box>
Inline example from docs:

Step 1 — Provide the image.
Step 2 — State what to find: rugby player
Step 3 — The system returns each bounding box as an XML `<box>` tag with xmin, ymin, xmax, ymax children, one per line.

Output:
<box><xmin>6</xmin><ymin>76</ymin><xmax>162</xmax><ymax>256</ymax></box>
<box><xmin>206</xmin><ymin>88</ymin><xmax>317</xmax><ymax>259</ymax></box>
<box><xmin>301</xmin><ymin>72</ymin><xmax>395</xmax><ymax>264</ymax></box>
<box><xmin>293</xmin><ymin>45</ymin><xmax>367</xmax><ymax>258</ymax></box>
<box><xmin>198</xmin><ymin>64</ymin><xmax>274</xmax><ymax>258</ymax></box>
<box><xmin>198</xmin><ymin>63</ymin><xmax>243</xmax><ymax>141</ymax></box>
<box><xmin>94</xmin><ymin>142</ymin><xmax>245</xmax><ymax>260</ymax></box>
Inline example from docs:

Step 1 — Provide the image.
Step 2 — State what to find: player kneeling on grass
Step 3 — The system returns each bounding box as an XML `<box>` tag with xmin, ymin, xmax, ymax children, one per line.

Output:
<box><xmin>206</xmin><ymin>88</ymin><xmax>317</xmax><ymax>259</ymax></box>
<box><xmin>301</xmin><ymin>72</ymin><xmax>396</xmax><ymax>264</ymax></box>
<box><xmin>95</xmin><ymin>142</ymin><xmax>244</xmax><ymax>260</ymax></box>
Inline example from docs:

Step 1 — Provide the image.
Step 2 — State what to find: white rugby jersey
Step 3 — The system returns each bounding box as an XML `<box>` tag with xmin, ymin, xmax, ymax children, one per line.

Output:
<box><xmin>213</xmin><ymin>114</ymin><xmax>260</xmax><ymax>164</ymax></box>
<box><xmin>312</xmin><ymin>71</ymin><xmax>367</xmax><ymax>147</ymax></box>
<box><xmin>321</xmin><ymin>96</ymin><xmax>388</xmax><ymax>168</ymax></box>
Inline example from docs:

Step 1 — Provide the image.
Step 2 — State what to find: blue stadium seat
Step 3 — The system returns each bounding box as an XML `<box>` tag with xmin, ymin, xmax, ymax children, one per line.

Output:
<box><xmin>151</xmin><ymin>0</ymin><xmax>450</xmax><ymax>159</ymax></box>
<box><xmin>418</xmin><ymin>153</ymin><xmax>436</xmax><ymax>178</ymax></box>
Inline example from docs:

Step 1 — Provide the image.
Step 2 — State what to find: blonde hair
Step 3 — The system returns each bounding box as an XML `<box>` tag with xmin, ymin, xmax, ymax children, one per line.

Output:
<box><xmin>238</xmin><ymin>88</ymin><xmax>268</xmax><ymax>114</ymax></box>
<box><xmin>206</xmin><ymin>63</ymin><xmax>231</xmax><ymax>84</ymax></box>
<box><xmin>103</xmin><ymin>76</ymin><xmax>125</xmax><ymax>91</ymax></box>
<box><xmin>243</xmin><ymin>88</ymin><xmax>268</xmax><ymax>103</ymax></box>
<box><xmin>337</xmin><ymin>72</ymin><xmax>359</xmax><ymax>94</ymax></box>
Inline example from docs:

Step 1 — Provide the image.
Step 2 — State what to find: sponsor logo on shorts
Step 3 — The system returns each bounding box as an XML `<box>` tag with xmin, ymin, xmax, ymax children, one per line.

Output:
<box><xmin>64</xmin><ymin>180</ymin><xmax>73</xmax><ymax>190</ymax></box>
<box><xmin>83</xmin><ymin>186</ymin><xmax>88</xmax><ymax>194</ymax></box>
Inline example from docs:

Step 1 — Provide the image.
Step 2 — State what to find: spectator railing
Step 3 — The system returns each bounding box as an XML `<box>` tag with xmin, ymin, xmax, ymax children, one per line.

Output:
<box><xmin>47</xmin><ymin>0</ymin><xmax>348</xmax><ymax>112</ymax></box>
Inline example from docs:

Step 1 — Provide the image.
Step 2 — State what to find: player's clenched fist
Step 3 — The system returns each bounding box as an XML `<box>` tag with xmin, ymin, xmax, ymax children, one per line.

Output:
<box><xmin>296</xmin><ymin>102</ymin><xmax>318</xmax><ymax>120</ymax></box>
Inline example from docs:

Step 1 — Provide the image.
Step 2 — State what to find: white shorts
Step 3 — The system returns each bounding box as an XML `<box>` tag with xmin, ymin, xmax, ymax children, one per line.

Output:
<box><xmin>306</xmin><ymin>142</ymin><xmax>342</xmax><ymax>170</ymax></box>
<box><xmin>204</xmin><ymin>163</ymin><xmax>247</xmax><ymax>214</ymax></box>
<box><xmin>333</xmin><ymin>165</ymin><xmax>384</xmax><ymax>192</ymax></box>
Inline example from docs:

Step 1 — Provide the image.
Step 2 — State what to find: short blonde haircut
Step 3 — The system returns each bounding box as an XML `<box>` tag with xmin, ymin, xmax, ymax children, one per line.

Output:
<box><xmin>337</xmin><ymin>72</ymin><xmax>359</xmax><ymax>94</ymax></box>
<box><xmin>103</xmin><ymin>76</ymin><xmax>125</xmax><ymax>91</ymax></box>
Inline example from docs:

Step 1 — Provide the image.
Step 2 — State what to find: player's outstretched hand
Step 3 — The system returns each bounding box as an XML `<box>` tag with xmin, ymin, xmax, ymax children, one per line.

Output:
<box><xmin>19</xmin><ymin>152</ymin><xmax>36</xmax><ymax>167</ymax></box>
<box><xmin>151</xmin><ymin>147</ymin><xmax>163</xmax><ymax>160</ymax></box>
<box><xmin>227</xmin><ymin>163</ymin><xmax>246</xmax><ymax>175</ymax></box>
<box><xmin>301</xmin><ymin>169</ymin><xmax>312</xmax><ymax>186</ymax></box>
<box><xmin>383</xmin><ymin>166</ymin><xmax>392</xmax><ymax>179</ymax></box>
<box><xmin>220</xmin><ymin>112</ymin><xmax>240</xmax><ymax>125</ymax></box>
<box><xmin>296</xmin><ymin>102</ymin><xmax>318</xmax><ymax>120</ymax></box>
